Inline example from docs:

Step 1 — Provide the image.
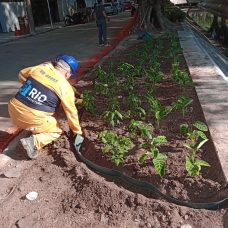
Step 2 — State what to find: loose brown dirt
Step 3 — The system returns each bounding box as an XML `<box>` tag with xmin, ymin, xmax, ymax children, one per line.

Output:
<box><xmin>0</xmin><ymin>34</ymin><xmax>228</xmax><ymax>228</ymax></box>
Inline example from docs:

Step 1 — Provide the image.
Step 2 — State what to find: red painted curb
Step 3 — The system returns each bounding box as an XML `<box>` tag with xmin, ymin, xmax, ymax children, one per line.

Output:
<box><xmin>0</xmin><ymin>13</ymin><xmax>138</xmax><ymax>153</ymax></box>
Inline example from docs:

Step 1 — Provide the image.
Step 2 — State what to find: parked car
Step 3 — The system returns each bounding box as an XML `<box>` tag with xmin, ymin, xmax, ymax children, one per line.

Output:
<box><xmin>123</xmin><ymin>1</ymin><xmax>132</xmax><ymax>11</ymax></box>
<box><xmin>104</xmin><ymin>3</ymin><xmax>114</xmax><ymax>15</ymax></box>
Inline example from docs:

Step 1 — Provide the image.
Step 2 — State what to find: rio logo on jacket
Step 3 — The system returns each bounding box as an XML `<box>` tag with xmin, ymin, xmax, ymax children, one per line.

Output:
<box><xmin>15</xmin><ymin>77</ymin><xmax>60</xmax><ymax>112</ymax></box>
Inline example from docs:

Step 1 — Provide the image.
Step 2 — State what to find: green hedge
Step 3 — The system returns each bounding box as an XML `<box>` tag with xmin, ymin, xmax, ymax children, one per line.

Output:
<box><xmin>164</xmin><ymin>3</ymin><xmax>186</xmax><ymax>22</ymax></box>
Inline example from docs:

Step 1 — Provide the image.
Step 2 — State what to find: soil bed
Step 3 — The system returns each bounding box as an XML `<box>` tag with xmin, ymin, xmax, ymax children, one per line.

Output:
<box><xmin>0</xmin><ymin>33</ymin><xmax>228</xmax><ymax>228</ymax></box>
<box><xmin>80</xmin><ymin>35</ymin><xmax>228</xmax><ymax>203</ymax></box>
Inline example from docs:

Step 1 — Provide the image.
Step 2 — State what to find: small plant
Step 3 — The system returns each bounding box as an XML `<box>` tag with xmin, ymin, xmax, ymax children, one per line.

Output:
<box><xmin>132</xmin><ymin>65</ymin><xmax>143</xmax><ymax>78</ymax></box>
<box><xmin>96</xmin><ymin>66</ymin><xmax>109</xmax><ymax>84</ymax></box>
<box><xmin>128</xmin><ymin>119</ymin><xmax>152</xmax><ymax>139</ymax></box>
<box><xmin>102</xmin><ymin>110</ymin><xmax>123</xmax><ymax>128</ymax></box>
<box><xmin>146</xmin><ymin>93</ymin><xmax>173</xmax><ymax>128</ymax></box>
<box><xmin>94</xmin><ymin>82</ymin><xmax>109</xmax><ymax>96</ymax></box>
<box><xmin>139</xmin><ymin>135</ymin><xmax>168</xmax><ymax>177</ymax></box>
<box><xmin>178</xmin><ymin>71</ymin><xmax>193</xmax><ymax>92</ymax></box>
<box><xmin>166</xmin><ymin>39</ymin><xmax>182</xmax><ymax>59</ymax></box>
<box><xmin>82</xmin><ymin>90</ymin><xmax>96</xmax><ymax>114</ymax></box>
<box><xmin>125</xmin><ymin>93</ymin><xmax>146</xmax><ymax>118</ymax></box>
<box><xmin>123</xmin><ymin>77</ymin><xmax>136</xmax><ymax>92</ymax></box>
<box><xmin>118</xmin><ymin>62</ymin><xmax>134</xmax><ymax>78</ymax></box>
<box><xmin>171</xmin><ymin>61</ymin><xmax>193</xmax><ymax>92</ymax></box>
<box><xmin>99</xmin><ymin>130</ymin><xmax>132</xmax><ymax>166</ymax></box>
<box><xmin>180</xmin><ymin>121</ymin><xmax>210</xmax><ymax>176</ymax></box>
<box><xmin>102</xmin><ymin>98</ymin><xmax>123</xmax><ymax>127</ymax></box>
<box><xmin>144</xmin><ymin>66</ymin><xmax>164</xmax><ymax>91</ymax></box>
<box><xmin>171</xmin><ymin>95</ymin><xmax>193</xmax><ymax>117</ymax></box>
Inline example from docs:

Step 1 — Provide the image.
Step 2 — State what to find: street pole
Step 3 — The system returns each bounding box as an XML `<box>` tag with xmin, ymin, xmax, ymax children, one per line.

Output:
<box><xmin>25</xmin><ymin>0</ymin><xmax>35</xmax><ymax>34</ymax></box>
<box><xmin>46</xmin><ymin>0</ymin><xmax>53</xmax><ymax>28</ymax></box>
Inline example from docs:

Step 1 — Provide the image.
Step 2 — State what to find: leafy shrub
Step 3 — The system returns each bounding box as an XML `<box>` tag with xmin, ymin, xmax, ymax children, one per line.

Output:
<box><xmin>164</xmin><ymin>4</ymin><xmax>186</xmax><ymax>22</ymax></box>
<box><xmin>139</xmin><ymin>135</ymin><xmax>168</xmax><ymax>177</ymax></box>
<box><xmin>99</xmin><ymin>130</ymin><xmax>132</xmax><ymax>166</ymax></box>
<box><xmin>82</xmin><ymin>90</ymin><xmax>96</xmax><ymax>114</ymax></box>
<box><xmin>180</xmin><ymin>121</ymin><xmax>210</xmax><ymax>176</ymax></box>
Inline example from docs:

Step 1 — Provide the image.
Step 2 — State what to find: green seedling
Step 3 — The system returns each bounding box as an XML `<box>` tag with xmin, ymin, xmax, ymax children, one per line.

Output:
<box><xmin>180</xmin><ymin>121</ymin><xmax>210</xmax><ymax>176</ymax></box>
<box><xmin>171</xmin><ymin>61</ymin><xmax>193</xmax><ymax>92</ymax></box>
<box><xmin>118</xmin><ymin>62</ymin><xmax>134</xmax><ymax>78</ymax></box>
<box><xmin>144</xmin><ymin>66</ymin><xmax>164</xmax><ymax>91</ymax></box>
<box><xmin>178</xmin><ymin>71</ymin><xmax>193</xmax><ymax>92</ymax></box>
<box><xmin>141</xmin><ymin>51</ymin><xmax>151</xmax><ymax>62</ymax></box>
<box><xmin>125</xmin><ymin>93</ymin><xmax>146</xmax><ymax>118</ymax></box>
<box><xmin>167</xmin><ymin>38</ymin><xmax>182</xmax><ymax>58</ymax></box>
<box><xmin>139</xmin><ymin>135</ymin><xmax>167</xmax><ymax>177</ymax></box>
<box><xmin>171</xmin><ymin>59</ymin><xmax>180</xmax><ymax>78</ymax></box>
<box><xmin>133</xmin><ymin>65</ymin><xmax>143</xmax><ymax>78</ymax></box>
<box><xmin>94</xmin><ymin>82</ymin><xmax>109</xmax><ymax>96</ymax></box>
<box><xmin>96</xmin><ymin>65</ymin><xmax>116</xmax><ymax>86</ymax></box>
<box><xmin>102</xmin><ymin>110</ymin><xmax>123</xmax><ymax>128</ymax></box>
<box><xmin>99</xmin><ymin>130</ymin><xmax>132</xmax><ymax>166</ymax></box>
<box><xmin>96</xmin><ymin>66</ymin><xmax>109</xmax><ymax>84</ymax></box>
<box><xmin>149</xmin><ymin>59</ymin><xmax>160</xmax><ymax>70</ymax></box>
<box><xmin>128</xmin><ymin>119</ymin><xmax>152</xmax><ymax>139</ymax></box>
<box><xmin>102</xmin><ymin>98</ymin><xmax>123</xmax><ymax>127</ymax></box>
<box><xmin>146</xmin><ymin>93</ymin><xmax>173</xmax><ymax>128</ymax></box>
<box><xmin>123</xmin><ymin>77</ymin><xmax>136</xmax><ymax>92</ymax></box>
<box><xmin>82</xmin><ymin>90</ymin><xmax>96</xmax><ymax>114</ymax></box>
<box><xmin>171</xmin><ymin>95</ymin><xmax>193</xmax><ymax>118</ymax></box>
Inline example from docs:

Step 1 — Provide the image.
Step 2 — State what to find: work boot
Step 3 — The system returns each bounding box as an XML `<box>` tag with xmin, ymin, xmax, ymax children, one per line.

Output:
<box><xmin>20</xmin><ymin>136</ymin><xmax>38</xmax><ymax>160</ymax></box>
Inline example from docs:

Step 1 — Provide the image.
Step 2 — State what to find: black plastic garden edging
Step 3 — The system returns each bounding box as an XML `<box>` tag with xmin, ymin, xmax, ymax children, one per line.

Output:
<box><xmin>74</xmin><ymin>135</ymin><xmax>228</xmax><ymax>210</ymax></box>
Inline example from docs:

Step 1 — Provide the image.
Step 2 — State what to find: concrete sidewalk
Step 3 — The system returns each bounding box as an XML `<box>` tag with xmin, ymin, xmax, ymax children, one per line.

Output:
<box><xmin>0</xmin><ymin>22</ymin><xmax>64</xmax><ymax>45</ymax></box>
<box><xmin>178</xmin><ymin>22</ymin><xmax>228</xmax><ymax>181</ymax></box>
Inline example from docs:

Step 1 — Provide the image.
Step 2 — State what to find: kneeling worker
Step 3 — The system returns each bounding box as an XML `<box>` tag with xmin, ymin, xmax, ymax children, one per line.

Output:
<box><xmin>8</xmin><ymin>54</ymin><xmax>82</xmax><ymax>159</ymax></box>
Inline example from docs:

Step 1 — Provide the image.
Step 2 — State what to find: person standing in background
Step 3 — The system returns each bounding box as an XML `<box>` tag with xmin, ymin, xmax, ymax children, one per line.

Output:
<box><xmin>94</xmin><ymin>0</ymin><xmax>110</xmax><ymax>46</ymax></box>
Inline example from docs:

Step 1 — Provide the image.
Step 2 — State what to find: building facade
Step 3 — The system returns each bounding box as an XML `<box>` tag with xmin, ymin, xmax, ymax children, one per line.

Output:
<box><xmin>0</xmin><ymin>0</ymin><xmax>95</xmax><ymax>33</ymax></box>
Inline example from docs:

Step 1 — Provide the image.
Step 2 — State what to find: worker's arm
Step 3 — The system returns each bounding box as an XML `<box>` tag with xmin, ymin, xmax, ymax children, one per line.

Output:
<box><xmin>60</xmin><ymin>86</ymin><xmax>82</xmax><ymax>135</ymax></box>
<box><xmin>18</xmin><ymin>66</ymin><xmax>34</xmax><ymax>83</ymax></box>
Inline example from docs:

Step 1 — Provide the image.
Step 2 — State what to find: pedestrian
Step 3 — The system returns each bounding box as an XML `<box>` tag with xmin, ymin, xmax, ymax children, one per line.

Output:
<box><xmin>8</xmin><ymin>54</ymin><xmax>83</xmax><ymax>159</ymax></box>
<box><xmin>94</xmin><ymin>0</ymin><xmax>110</xmax><ymax>46</ymax></box>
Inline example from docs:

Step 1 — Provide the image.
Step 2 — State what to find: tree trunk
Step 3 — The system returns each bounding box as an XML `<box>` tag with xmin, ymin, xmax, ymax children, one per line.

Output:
<box><xmin>136</xmin><ymin>0</ymin><xmax>166</xmax><ymax>31</ymax></box>
<box><xmin>154</xmin><ymin>0</ymin><xmax>165</xmax><ymax>30</ymax></box>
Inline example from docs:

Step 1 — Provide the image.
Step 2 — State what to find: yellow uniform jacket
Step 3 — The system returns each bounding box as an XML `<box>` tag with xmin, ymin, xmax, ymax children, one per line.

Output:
<box><xmin>9</xmin><ymin>62</ymin><xmax>82</xmax><ymax>135</ymax></box>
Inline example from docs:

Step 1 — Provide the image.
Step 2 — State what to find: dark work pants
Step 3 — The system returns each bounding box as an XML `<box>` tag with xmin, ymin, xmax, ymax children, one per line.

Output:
<box><xmin>97</xmin><ymin>19</ymin><xmax>107</xmax><ymax>44</ymax></box>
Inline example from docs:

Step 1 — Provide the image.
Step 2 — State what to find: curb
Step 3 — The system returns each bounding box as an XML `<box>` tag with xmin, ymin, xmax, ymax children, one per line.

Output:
<box><xmin>0</xmin><ymin>13</ymin><xmax>138</xmax><ymax>153</ymax></box>
<box><xmin>0</xmin><ymin>26</ymin><xmax>62</xmax><ymax>46</ymax></box>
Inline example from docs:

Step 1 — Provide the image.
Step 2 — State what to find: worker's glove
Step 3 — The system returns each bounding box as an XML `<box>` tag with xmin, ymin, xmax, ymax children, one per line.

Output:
<box><xmin>75</xmin><ymin>98</ymin><xmax>83</xmax><ymax>105</ymax></box>
<box><xmin>74</xmin><ymin>134</ymin><xmax>84</xmax><ymax>152</ymax></box>
<box><xmin>75</xmin><ymin>94</ymin><xmax>83</xmax><ymax>105</ymax></box>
